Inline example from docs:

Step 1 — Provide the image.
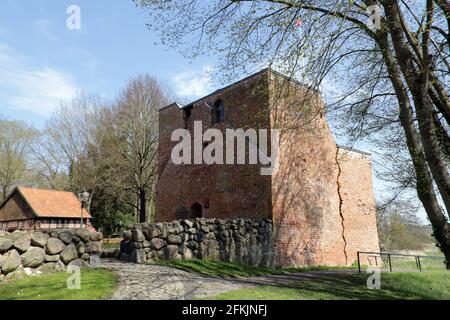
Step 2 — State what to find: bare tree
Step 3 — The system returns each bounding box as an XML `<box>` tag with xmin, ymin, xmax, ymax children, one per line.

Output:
<box><xmin>107</xmin><ymin>74</ymin><xmax>169</xmax><ymax>223</ymax></box>
<box><xmin>135</xmin><ymin>0</ymin><xmax>450</xmax><ymax>266</ymax></box>
<box><xmin>36</xmin><ymin>92</ymin><xmax>106</xmax><ymax>210</ymax></box>
<box><xmin>0</xmin><ymin>118</ymin><xmax>37</xmax><ymax>200</ymax></box>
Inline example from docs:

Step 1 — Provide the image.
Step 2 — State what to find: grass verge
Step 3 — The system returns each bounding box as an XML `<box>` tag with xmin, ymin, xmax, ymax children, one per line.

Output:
<box><xmin>206</xmin><ymin>271</ymin><xmax>450</xmax><ymax>300</ymax></box>
<box><xmin>0</xmin><ymin>268</ymin><xmax>118</xmax><ymax>300</ymax></box>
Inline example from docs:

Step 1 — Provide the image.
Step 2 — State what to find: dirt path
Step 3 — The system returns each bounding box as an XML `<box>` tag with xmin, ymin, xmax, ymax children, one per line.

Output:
<box><xmin>101</xmin><ymin>259</ymin><xmax>356</xmax><ymax>300</ymax></box>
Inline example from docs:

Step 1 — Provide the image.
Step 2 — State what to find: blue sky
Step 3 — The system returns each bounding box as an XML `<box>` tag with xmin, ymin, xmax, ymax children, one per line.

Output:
<box><xmin>0</xmin><ymin>0</ymin><xmax>216</xmax><ymax>127</ymax></box>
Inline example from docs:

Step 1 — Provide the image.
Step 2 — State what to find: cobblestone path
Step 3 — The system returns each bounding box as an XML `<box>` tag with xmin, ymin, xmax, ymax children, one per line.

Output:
<box><xmin>102</xmin><ymin>259</ymin><xmax>356</xmax><ymax>300</ymax></box>
<box><xmin>102</xmin><ymin>259</ymin><xmax>251</xmax><ymax>300</ymax></box>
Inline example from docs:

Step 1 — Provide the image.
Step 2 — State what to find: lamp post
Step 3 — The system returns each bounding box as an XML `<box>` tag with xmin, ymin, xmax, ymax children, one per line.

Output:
<box><xmin>78</xmin><ymin>191</ymin><xmax>89</xmax><ymax>229</ymax></box>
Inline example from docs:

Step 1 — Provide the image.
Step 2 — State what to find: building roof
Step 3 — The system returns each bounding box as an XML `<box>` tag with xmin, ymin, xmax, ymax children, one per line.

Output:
<box><xmin>159</xmin><ymin>68</ymin><xmax>318</xmax><ymax>112</ymax></box>
<box><xmin>0</xmin><ymin>187</ymin><xmax>91</xmax><ymax>219</ymax></box>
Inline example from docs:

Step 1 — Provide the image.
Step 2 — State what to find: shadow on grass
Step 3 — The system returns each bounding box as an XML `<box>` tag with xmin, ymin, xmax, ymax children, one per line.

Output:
<box><xmin>240</xmin><ymin>273</ymin><xmax>412</xmax><ymax>300</ymax></box>
<box><xmin>209</xmin><ymin>271</ymin><xmax>450</xmax><ymax>300</ymax></box>
<box><xmin>154</xmin><ymin>259</ymin><xmax>354</xmax><ymax>279</ymax></box>
<box><xmin>155</xmin><ymin>259</ymin><xmax>449</xmax><ymax>300</ymax></box>
<box><xmin>154</xmin><ymin>259</ymin><xmax>286</xmax><ymax>278</ymax></box>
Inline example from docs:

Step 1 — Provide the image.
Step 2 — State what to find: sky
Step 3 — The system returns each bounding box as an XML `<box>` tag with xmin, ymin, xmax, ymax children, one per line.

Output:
<box><xmin>0</xmin><ymin>0</ymin><xmax>429</xmax><ymax>222</ymax></box>
<box><xmin>0</xmin><ymin>0</ymin><xmax>216</xmax><ymax>127</ymax></box>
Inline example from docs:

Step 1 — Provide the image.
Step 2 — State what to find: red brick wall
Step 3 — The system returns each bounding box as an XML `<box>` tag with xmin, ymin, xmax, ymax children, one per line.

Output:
<box><xmin>156</xmin><ymin>71</ymin><xmax>272</xmax><ymax>222</ymax></box>
<box><xmin>268</xmin><ymin>73</ymin><xmax>346</xmax><ymax>267</ymax></box>
<box><xmin>337</xmin><ymin>149</ymin><xmax>381</xmax><ymax>265</ymax></box>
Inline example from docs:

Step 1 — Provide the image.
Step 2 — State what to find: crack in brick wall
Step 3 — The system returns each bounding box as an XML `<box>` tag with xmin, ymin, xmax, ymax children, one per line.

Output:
<box><xmin>335</xmin><ymin>148</ymin><xmax>348</xmax><ymax>264</ymax></box>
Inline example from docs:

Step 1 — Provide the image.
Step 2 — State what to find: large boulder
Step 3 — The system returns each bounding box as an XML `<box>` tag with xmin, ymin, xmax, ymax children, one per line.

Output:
<box><xmin>0</xmin><ymin>254</ymin><xmax>5</xmax><ymax>268</ymax></box>
<box><xmin>183</xmin><ymin>219</ymin><xmax>194</xmax><ymax>228</ymax></box>
<box><xmin>5</xmin><ymin>265</ymin><xmax>26</xmax><ymax>281</ymax></box>
<box><xmin>45</xmin><ymin>254</ymin><xmax>60</xmax><ymax>262</ymax></box>
<box><xmin>150</xmin><ymin>238</ymin><xmax>165</xmax><ymax>250</ymax></box>
<box><xmin>13</xmin><ymin>235</ymin><xmax>31</xmax><ymax>253</ymax></box>
<box><xmin>54</xmin><ymin>260</ymin><xmax>66</xmax><ymax>272</ymax></box>
<box><xmin>90</xmin><ymin>232</ymin><xmax>103</xmax><ymax>241</ymax></box>
<box><xmin>195</xmin><ymin>232</ymin><xmax>206</xmax><ymax>242</ymax></box>
<box><xmin>9</xmin><ymin>230</ymin><xmax>25</xmax><ymax>241</ymax></box>
<box><xmin>130</xmin><ymin>249</ymin><xmax>146</xmax><ymax>263</ymax></box>
<box><xmin>30</xmin><ymin>232</ymin><xmax>48</xmax><ymax>247</ymax></box>
<box><xmin>68</xmin><ymin>259</ymin><xmax>91</xmax><ymax>269</ymax></box>
<box><xmin>37</xmin><ymin>262</ymin><xmax>56</xmax><ymax>274</ymax></box>
<box><xmin>22</xmin><ymin>247</ymin><xmax>45</xmax><ymax>268</ymax></box>
<box><xmin>122</xmin><ymin>230</ymin><xmax>132</xmax><ymax>241</ymax></box>
<box><xmin>76</xmin><ymin>242</ymin><xmax>86</xmax><ymax>255</ymax></box>
<box><xmin>142</xmin><ymin>240</ymin><xmax>151</xmax><ymax>248</ymax></box>
<box><xmin>167</xmin><ymin>235</ymin><xmax>182</xmax><ymax>245</ymax></box>
<box><xmin>132</xmin><ymin>229</ymin><xmax>145</xmax><ymax>242</ymax></box>
<box><xmin>85</xmin><ymin>241</ymin><xmax>102</xmax><ymax>254</ymax></box>
<box><xmin>58</xmin><ymin>230</ymin><xmax>75</xmax><ymax>244</ymax></box>
<box><xmin>164</xmin><ymin>245</ymin><xmax>180</xmax><ymax>259</ymax></box>
<box><xmin>75</xmin><ymin>228</ymin><xmax>91</xmax><ymax>242</ymax></box>
<box><xmin>143</xmin><ymin>226</ymin><xmax>160</xmax><ymax>239</ymax></box>
<box><xmin>1</xmin><ymin>249</ymin><xmax>21</xmax><ymax>274</ymax></box>
<box><xmin>60</xmin><ymin>244</ymin><xmax>77</xmax><ymax>264</ymax></box>
<box><xmin>0</xmin><ymin>237</ymin><xmax>13</xmax><ymax>252</ymax></box>
<box><xmin>120</xmin><ymin>240</ymin><xmax>133</xmax><ymax>254</ymax></box>
<box><xmin>46</xmin><ymin>238</ymin><xmax>65</xmax><ymax>255</ymax></box>
<box><xmin>183</xmin><ymin>248</ymin><xmax>194</xmax><ymax>260</ymax></box>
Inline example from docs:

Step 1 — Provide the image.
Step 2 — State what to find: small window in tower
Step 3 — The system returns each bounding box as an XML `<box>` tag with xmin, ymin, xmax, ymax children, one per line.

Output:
<box><xmin>184</xmin><ymin>108</ymin><xmax>192</xmax><ymax>119</ymax></box>
<box><xmin>213</xmin><ymin>99</ymin><xmax>225</xmax><ymax>123</ymax></box>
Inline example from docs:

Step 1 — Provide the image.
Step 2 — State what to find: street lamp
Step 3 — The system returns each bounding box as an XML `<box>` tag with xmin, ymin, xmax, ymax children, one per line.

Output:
<box><xmin>78</xmin><ymin>191</ymin><xmax>89</xmax><ymax>229</ymax></box>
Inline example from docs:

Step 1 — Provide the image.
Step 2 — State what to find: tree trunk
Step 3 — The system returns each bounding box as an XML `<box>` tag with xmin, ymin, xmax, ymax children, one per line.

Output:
<box><xmin>376</xmin><ymin>31</ymin><xmax>450</xmax><ymax>268</ymax></box>
<box><xmin>383</xmin><ymin>0</ymin><xmax>450</xmax><ymax>214</ymax></box>
<box><xmin>139</xmin><ymin>189</ymin><xmax>147</xmax><ymax>223</ymax></box>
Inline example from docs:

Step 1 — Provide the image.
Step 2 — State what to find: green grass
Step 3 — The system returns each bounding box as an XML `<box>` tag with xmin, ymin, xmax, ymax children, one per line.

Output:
<box><xmin>156</xmin><ymin>259</ymin><xmax>449</xmax><ymax>300</ymax></box>
<box><xmin>358</xmin><ymin>255</ymin><xmax>446</xmax><ymax>272</ymax></box>
<box><xmin>102</xmin><ymin>243</ymin><xmax>120</xmax><ymax>250</ymax></box>
<box><xmin>206</xmin><ymin>271</ymin><xmax>450</xmax><ymax>300</ymax></box>
<box><xmin>388</xmin><ymin>256</ymin><xmax>446</xmax><ymax>271</ymax></box>
<box><xmin>0</xmin><ymin>268</ymin><xmax>118</xmax><ymax>300</ymax></box>
<box><xmin>154</xmin><ymin>259</ymin><xmax>352</xmax><ymax>278</ymax></box>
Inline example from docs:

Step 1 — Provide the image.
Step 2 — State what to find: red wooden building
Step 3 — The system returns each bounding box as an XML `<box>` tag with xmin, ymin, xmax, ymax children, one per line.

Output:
<box><xmin>0</xmin><ymin>187</ymin><xmax>92</xmax><ymax>231</ymax></box>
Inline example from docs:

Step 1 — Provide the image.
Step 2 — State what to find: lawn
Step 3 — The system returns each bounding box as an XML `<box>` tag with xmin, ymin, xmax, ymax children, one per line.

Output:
<box><xmin>206</xmin><ymin>271</ymin><xmax>450</xmax><ymax>300</ymax></box>
<box><xmin>154</xmin><ymin>259</ymin><xmax>351</xmax><ymax>278</ymax></box>
<box><xmin>0</xmin><ymin>268</ymin><xmax>118</xmax><ymax>300</ymax></box>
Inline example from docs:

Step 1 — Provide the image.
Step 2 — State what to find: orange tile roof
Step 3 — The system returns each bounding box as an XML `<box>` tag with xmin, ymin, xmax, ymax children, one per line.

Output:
<box><xmin>17</xmin><ymin>187</ymin><xmax>91</xmax><ymax>219</ymax></box>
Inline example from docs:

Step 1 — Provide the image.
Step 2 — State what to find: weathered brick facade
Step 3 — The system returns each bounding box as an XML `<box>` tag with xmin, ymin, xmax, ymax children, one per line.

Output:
<box><xmin>156</xmin><ymin>69</ymin><xmax>380</xmax><ymax>267</ymax></box>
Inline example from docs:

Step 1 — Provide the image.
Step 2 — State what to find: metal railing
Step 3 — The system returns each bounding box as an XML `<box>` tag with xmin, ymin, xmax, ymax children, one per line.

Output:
<box><xmin>357</xmin><ymin>251</ymin><xmax>447</xmax><ymax>273</ymax></box>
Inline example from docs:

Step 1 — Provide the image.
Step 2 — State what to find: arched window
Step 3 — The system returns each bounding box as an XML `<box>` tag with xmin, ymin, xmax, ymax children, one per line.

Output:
<box><xmin>190</xmin><ymin>203</ymin><xmax>203</xmax><ymax>219</ymax></box>
<box><xmin>213</xmin><ymin>99</ymin><xmax>225</xmax><ymax>123</ymax></box>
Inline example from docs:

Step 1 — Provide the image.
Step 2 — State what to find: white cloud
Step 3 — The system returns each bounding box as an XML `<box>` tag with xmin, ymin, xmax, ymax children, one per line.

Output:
<box><xmin>171</xmin><ymin>66</ymin><xmax>213</xmax><ymax>98</ymax></box>
<box><xmin>33</xmin><ymin>19</ymin><xmax>59</xmax><ymax>42</ymax></box>
<box><xmin>0</xmin><ymin>43</ymin><xmax>78</xmax><ymax>116</ymax></box>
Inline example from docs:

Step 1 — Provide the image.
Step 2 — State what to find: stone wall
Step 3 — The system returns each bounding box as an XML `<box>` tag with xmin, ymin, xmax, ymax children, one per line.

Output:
<box><xmin>119</xmin><ymin>218</ymin><xmax>276</xmax><ymax>267</ymax></box>
<box><xmin>0</xmin><ymin>229</ymin><xmax>103</xmax><ymax>283</ymax></box>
